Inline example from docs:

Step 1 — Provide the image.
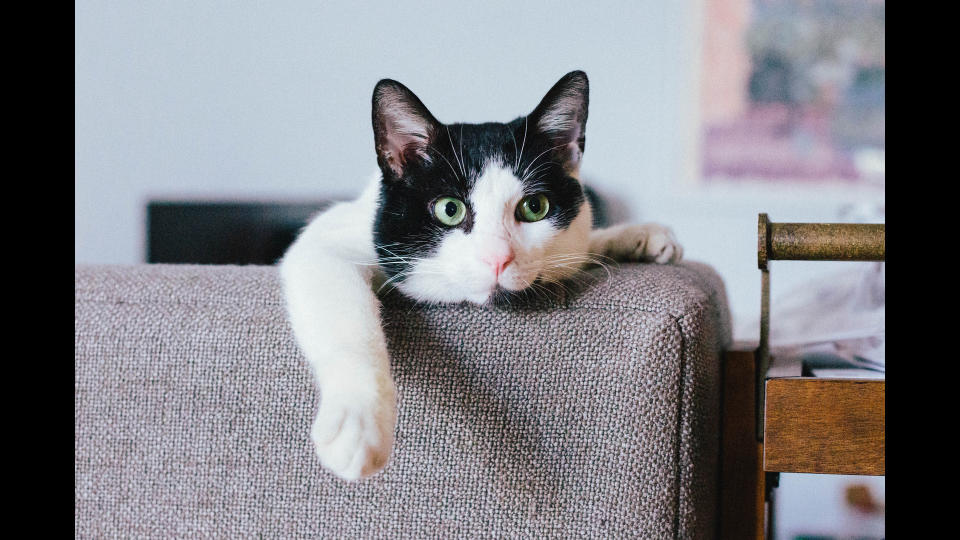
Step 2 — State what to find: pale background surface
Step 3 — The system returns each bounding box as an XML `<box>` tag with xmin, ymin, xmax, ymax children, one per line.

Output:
<box><xmin>75</xmin><ymin>1</ymin><xmax>884</xmax><ymax>534</ymax></box>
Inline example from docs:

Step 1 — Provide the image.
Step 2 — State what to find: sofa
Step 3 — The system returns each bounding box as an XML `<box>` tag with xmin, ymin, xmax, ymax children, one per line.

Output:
<box><xmin>75</xmin><ymin>261</ymin><xmax>731</xmax><ymax>538</ymax></box>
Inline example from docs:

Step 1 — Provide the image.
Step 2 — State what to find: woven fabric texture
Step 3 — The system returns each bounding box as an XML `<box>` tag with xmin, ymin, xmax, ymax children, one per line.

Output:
<box><xmin>75</xmin><ymin>262</ymin><xmax>731</xmax><ymax>538</ymax></box>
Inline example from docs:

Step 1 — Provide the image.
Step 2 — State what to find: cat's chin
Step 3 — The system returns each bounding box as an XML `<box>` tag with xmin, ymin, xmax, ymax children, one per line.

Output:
<box><xmin>466</xmin><ymin>293</ymin><xmax>492</xmax><ymax>305</ymax></box>
<box><xmin>464</xmin><ymin>286</ymin><xmax>516</xmax><ymax>305</ymax></box>
<box><xmin>397</xmin><ymin>281</ymin><xmax>497</xmax><ymax>305</ymax></box>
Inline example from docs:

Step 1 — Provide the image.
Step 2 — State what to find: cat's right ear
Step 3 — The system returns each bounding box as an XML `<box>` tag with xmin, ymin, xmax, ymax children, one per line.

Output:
<box><xmin>372</xmin><ymin>79</ymin><xmax>441</xmax><ymax>180</ymax></box>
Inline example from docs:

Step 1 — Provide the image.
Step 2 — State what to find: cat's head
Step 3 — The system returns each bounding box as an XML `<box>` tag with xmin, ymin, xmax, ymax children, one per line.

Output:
<box><xmin>372</xmin><ymin>71</ymin><xmax>594</xmax><ymax>304</ymax></box>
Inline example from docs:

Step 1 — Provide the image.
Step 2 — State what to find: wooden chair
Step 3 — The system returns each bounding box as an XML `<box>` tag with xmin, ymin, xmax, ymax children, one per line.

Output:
<box><xmin>718</xmin><ymin>214</ymin><xmax>885</xmax><ymax>539</ymax></box>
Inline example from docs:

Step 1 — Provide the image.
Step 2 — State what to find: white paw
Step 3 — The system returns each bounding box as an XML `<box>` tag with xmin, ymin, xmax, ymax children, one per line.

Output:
<box><xmin>642</xmin><ymin>225</ymin><xmax>683</xmax><ymax>264</ymax></box>
<box><xmin>605</xmin><ymin>223</ymin><xmax>683</xmax><ymax>264</ymax></box>
<box><xmin>312</xmin><ymin>373</ymin><xmax>397</xmax><ymax>481</ymax></box>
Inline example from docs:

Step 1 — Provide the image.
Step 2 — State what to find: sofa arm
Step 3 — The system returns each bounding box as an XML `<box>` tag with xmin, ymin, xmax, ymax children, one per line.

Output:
<box><xmin>75</xmin><ymin>262</ymin><xmax>730</xmax><ymax>538</ymax></box>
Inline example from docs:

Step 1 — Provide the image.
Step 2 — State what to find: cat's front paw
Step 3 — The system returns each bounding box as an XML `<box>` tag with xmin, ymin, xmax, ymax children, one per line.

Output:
<box><xmin>641</xmin><ymin>224</ymin><xmax>683</xmax><ymax>264</ymax></box>
<box><xmin>312</xmin><ymin>371</ymin><xmax>397</xmax><ymax>481</ymax></box>
<box><xmin>602</xmin><ymin>223</ymin><xmax>683</xmax><ymax>264</ymax></box>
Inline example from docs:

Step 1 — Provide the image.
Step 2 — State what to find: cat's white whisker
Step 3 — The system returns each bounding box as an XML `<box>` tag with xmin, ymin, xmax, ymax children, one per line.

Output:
<box><xmin>459</xmin><ymin>124</ymin><xmax>466</xmax><ymax>177</ymax></box>
<box><xmin>519</xmin><ymin>143</ymin><xmax>567</xmax><ymax>180</ymax></box>
<box><xmin>517</xmin><ymin>116</ymin><xmax>528</xmax><ymax>172</ymax></box>
<box><xmin>546</xmin><ymin>257</ymin><xmax>614</xmax><ymax>280</ymax></box>
<box><xmin>427</xmin><ymin>145</ymin><xmax>463</xmax><ymax>182</ymax></box>
<box><xmin>518</xmin><ymin>275</ymin><xmax>563</xmax><ymax>304</ymax></box>
<box><xmin>506</xmin><ymin>125</ymin><xmax>520</xmax><ymax>173</ymax></box>
<box><xmin>445</xmin><ymin>125</ymin><xmax>467</xmax><ymax>180</ymax></box>
<box><xmin>520</xmin><ymin>161</ymin><xmax>553</xmax><ymax>185</ymax></box>
<box><xmin>376</xmin><ymin>270</ymin><xmax>411</xmax><ymax>294</ymax></box>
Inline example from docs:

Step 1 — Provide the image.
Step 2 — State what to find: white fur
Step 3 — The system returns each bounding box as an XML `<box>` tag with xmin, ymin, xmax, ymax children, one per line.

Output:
<box><xmin>280</xmin><ymin>165</ymin><xmax>682</xmax><ymax>481</ymax></box>
<box><xmin>279</xmin><ymin>176</ymin><xmax>396</xmax><ymax>481</ymax></box>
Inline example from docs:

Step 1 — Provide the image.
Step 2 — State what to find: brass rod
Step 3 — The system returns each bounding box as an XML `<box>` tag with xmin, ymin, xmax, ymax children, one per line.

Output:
<box><xmin>765</xmin><ymin>221</ymin><xmax>885</xmax><ymax>262</ymax></box>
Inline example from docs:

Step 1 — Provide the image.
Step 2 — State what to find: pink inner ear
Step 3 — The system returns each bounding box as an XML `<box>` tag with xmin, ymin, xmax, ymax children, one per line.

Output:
<box><xmin>560</xmin><ymin>141</ymin><xmax>583</xmax><ymax>171</ymax></box>
<box><xmin>380</xmin><ymin>108</ymin><xmax>433</xmax><ymax>176</ymax></box>
<box><xmin>543</xmin><ymin>138</ymin><xmax>582</xmax><ymax>173</ymax></box>
<box><xmin>382</xmin><ymin>130</ymin><xmax>429</xmax><ymax>176</ymax></box>
<box><xmin>535</xmin><ymin>98</ymin><xmax>585</xmax><ymax>172</ymax></box>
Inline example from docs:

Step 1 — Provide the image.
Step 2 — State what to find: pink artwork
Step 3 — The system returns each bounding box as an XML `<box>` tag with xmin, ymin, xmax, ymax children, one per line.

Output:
<box><xmin>700</xmin><ymin>0</ymin><xmax>884</xmax><ymax>185</ymax></box>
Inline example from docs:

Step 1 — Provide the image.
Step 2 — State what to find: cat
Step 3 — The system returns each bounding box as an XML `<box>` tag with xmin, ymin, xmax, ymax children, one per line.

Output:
<box><xmin>279</xmin><ymin>71</ymin><xmax>682</xmax><ymax>481</ymax></box>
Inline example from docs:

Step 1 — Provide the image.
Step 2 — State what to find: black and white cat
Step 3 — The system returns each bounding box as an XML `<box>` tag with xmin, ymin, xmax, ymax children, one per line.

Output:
<box><xmin>280</xmin><ymin>71</ymin><xmax>682</xmax><ymax>481</ymax></box>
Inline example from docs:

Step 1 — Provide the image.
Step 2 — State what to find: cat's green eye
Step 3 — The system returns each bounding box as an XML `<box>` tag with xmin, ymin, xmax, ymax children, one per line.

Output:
<box><xmin>517</xmin><ymin>194</ymin><xmax>550</xmax><ymax>222</ymax></box>
<box><xmin>433</xmin><ymin>196</ymin><xmax>467</xmax><ymax>226</ymax></box>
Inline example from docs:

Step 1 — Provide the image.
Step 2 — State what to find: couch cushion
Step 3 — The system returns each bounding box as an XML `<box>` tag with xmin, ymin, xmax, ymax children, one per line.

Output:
<box><xmin>75</xmin><ymin>262</ymin><xmax>730</xmax><ymax>538</ymax></box>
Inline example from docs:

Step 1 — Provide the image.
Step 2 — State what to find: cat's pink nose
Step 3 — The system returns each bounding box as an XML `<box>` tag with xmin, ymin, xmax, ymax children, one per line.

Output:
<box><xmin>482</xmin><ymin>252</ymin><xmax>515</xmax><ymax>278</ymax></box>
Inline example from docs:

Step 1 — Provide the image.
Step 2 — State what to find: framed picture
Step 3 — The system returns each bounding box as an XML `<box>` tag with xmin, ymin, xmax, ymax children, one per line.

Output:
<box><xmin>693</xmin><ymin>0</ymin><xmax>884</xmax><ymax>196</ymax></box>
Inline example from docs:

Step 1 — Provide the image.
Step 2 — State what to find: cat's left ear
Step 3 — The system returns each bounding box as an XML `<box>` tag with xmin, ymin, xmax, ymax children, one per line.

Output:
<box><xmin>372</xmin><ymin>79</ymin><xmax>442</xmax><ymax>180</ymax></box>
<box><xmin>528</xmin><ymin>70</ymin><xmax>589</xmax><ymax>174</ymax></box>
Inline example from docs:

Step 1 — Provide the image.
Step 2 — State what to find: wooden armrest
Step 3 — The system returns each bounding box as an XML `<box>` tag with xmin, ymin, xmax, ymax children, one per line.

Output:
<box><xmin>763</xmin><ymin>377</ymin><xmax>885</xmax><ymax>475</ymax></box>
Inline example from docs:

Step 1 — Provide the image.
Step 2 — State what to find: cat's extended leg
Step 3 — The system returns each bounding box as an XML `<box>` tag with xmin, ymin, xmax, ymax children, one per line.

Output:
<box><xmin>588</xmin><ymin>222</ymin><xmax>683</xmax><ymax>264</ymax></box>
<box><xmin>279</xmin><ymin>180</ymin><xmax>396</xmax><ymax>481</ymax></box>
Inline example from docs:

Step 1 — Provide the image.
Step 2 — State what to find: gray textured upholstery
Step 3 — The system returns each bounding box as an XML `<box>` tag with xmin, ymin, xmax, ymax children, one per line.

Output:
<box><xmin>75</xmin><ymin>262</ymin><xmax>731</xmax><ymax>538</ymax></box>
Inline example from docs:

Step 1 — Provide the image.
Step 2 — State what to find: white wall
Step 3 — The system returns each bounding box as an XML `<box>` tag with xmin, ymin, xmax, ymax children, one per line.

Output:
<box><xmin>75</xmin><ymin>0</ymin><xmax>883</xmax><ymax>339</ymax></box>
